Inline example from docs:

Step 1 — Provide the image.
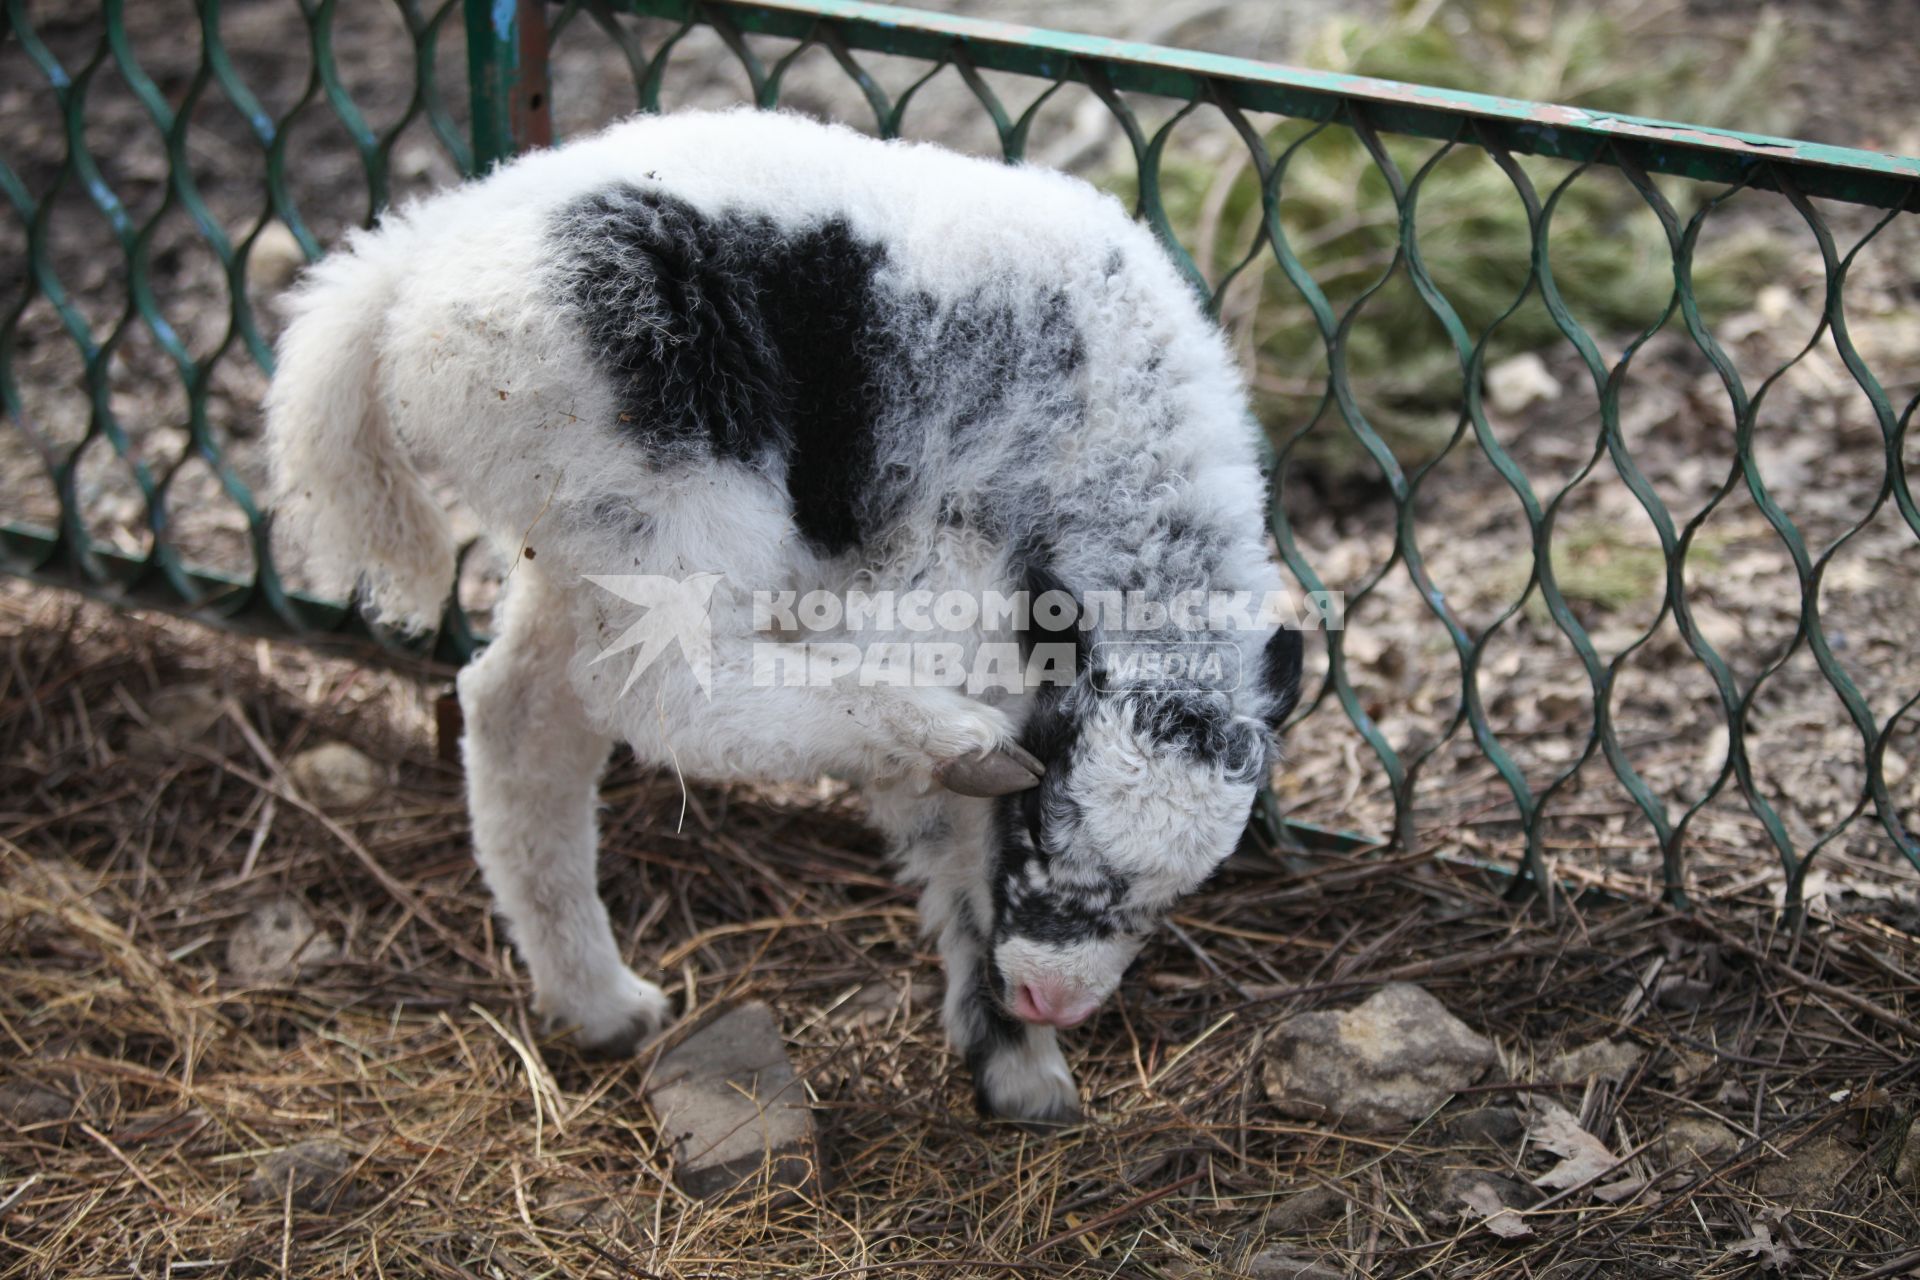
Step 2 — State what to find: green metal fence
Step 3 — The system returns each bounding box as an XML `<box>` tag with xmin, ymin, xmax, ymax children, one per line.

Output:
<box><xmin>3</xmin><ymin>0</ymin><xmax>1916</xmax><ymax>906</ymax></box>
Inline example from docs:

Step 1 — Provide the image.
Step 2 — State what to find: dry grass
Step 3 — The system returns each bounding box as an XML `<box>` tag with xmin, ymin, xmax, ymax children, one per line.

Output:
<box><xmin>2</xmin><ymin>581</ymin><xmax>1917</xmax><ymax>1279</ymax></box>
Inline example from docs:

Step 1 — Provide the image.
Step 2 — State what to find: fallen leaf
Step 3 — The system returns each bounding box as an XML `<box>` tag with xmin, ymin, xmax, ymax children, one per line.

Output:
<box><xmin>1459</xmin><ymin>1182</ymin><xmax>1531</xmax><ymax>1238</ymax></box>
<box><xmin>1592</xmin><ymin>1176</ymin><xmax>1646</xmax><ymax>1204</ymax></box>
<box><xmin>1726</xmin><ymin>1222</ymin><xmax>1793</xmax><ymax>1270</ymax></box>
<box><xmin>1526</xmin><ymin>1098</ymin><xmax>1622</xmax><ymax>1191</ymax></box>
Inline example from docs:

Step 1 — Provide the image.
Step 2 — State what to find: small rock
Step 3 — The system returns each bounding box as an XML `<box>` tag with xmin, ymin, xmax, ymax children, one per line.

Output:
<box><xmin>1894</xmin><ymin>1118</ymin><xmax>1919</xmax><ymax>1189</ymax></box>
<box><xmin>242</xmin><ymin>1139</ymin><xmax>356</xmax><ymax>1210</ymax></box>
<box><xmin>126</xmin><ymin>684</ymin><xmax>226</xmax><ymax>760</ymax></box>
<box><xmin>646</xmin><ymin>1002</ymin><xmax>817</xmax><ymax>1203</ymax></box>
<box><xmin>1656</xmin><ymin>1117</ymin><xmax>1740</xmax><ymax>1168</ymax></box>
<box><xmin>1543</xmin><ymin>1038</ymin><xmax>1644</xmax><ymax>1085</ymax></box>
<box><xmin>1264</xmin><ymin>1184</ymin><xmax>1344</xmax><ymax>1234</ymax></box>
<box><xmin>1485</xmin><ymin>352</ymin><xmax>1561</xmax><ymax>415</ymax></box>
<box><xmin>287</xmin><ymin>742</ymin><xmax>382</xmax><ymax>809</ymax></box>
<box><xmin>1263</xmin><ymin>984</ymin><xmax>1499</xmax><ymax>1131</ymax></box>
<box><xmin>0</xmin><ymin>1079</ymin><xmax>81</xmax><ymax>1132</ymax></box>
<box><xmin>1755</xmin><ymin>1135</ymin><xmax>1860</xmax><ymax>1206</ymax></box>
<box><xmin>246</xmin><ymin>220</ymin><xmax>307</xmax><ymax>294</ymax></box>
<box><xmin>1445</xmin><ymin>1106</ymin><xmax>1525</xmax><ymax>1147</ymax></box>
<box><xmin>227</xmin><ymin>896</ymin><xmax>338</xmax><ymax>982</ymax></box>
<box><xmin>1247</xmin><ymin>1250</ymin><xmax>1344</xmax><ymax>1280</ymax></box>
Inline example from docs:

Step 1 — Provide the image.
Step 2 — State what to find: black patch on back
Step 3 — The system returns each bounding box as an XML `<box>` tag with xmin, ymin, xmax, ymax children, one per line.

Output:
<box><xmin>552</xmin><ymin>184</ymin><xmax>887</xmax><ymax>552</ymax></box>
<box><xmin>552</xmin><ymin>184</ymin><xmax>1089</xmax><ymax>557</ymax></box>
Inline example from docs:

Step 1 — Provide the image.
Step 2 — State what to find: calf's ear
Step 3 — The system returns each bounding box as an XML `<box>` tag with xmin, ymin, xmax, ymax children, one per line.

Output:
<box><xmin>1262</xmin><ymin>627</ymin><xmax>1303</xmax><ymax>729</ymax></box>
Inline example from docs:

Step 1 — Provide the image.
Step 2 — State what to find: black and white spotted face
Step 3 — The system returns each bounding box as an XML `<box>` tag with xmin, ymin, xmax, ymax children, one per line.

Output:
<box><xmin>985</xmin><ymin>629</ymin><xmax>1302</xmax><ymax>1029</ymax></box>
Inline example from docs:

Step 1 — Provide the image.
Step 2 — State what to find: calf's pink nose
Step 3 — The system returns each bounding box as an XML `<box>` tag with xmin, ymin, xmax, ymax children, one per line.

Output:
<box><xmin>1013</xmin><ymin>980</ymin><xmax>1101</xmax><ymax>1028</ymax></box>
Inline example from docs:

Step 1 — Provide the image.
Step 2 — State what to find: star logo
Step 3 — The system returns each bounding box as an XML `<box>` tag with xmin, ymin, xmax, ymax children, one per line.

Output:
<box><xmin>584</xmin><ymin>572</ymin><xmax>724</xmax><ymax>697</ymax></box>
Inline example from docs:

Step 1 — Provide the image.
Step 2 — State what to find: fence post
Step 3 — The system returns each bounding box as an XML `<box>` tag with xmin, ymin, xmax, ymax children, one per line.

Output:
<box><xmin>465</xmin><ymin>0</ymin><xmax>553</xmax><ymax>171</ymax></box>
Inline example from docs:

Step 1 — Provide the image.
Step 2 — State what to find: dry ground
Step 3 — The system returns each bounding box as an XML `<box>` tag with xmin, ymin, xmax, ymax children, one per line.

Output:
<box><xmin>3</xmin><ymin>584</ymin><xmax>1918</xmax><ymax>1278</ymax></box>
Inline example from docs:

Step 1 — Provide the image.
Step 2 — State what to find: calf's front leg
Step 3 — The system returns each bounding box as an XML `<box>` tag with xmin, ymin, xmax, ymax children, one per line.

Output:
<box><xmin>459</xmin><ymin>568</ymin><xmax>671</xmax><ymax>1053</ymax></box>
<box><xmin>877</xmin><ymin>792</ymin><xmax>1080</xmax><ymax>1124</ymax></box>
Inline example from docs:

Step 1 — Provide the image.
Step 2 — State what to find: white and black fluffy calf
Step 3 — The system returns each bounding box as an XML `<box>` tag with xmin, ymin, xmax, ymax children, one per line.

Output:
<box><xmin>265</xmin><ymin>109</ymin><xmax>1302</xmax><ymax>1122</ymax></box>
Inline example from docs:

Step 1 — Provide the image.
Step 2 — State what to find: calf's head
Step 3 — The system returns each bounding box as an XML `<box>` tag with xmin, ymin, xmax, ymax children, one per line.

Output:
<box><xmin>985</xmin><ymin>627</ymin><xmax>1303</xmax><ymax>1028</ymax></box>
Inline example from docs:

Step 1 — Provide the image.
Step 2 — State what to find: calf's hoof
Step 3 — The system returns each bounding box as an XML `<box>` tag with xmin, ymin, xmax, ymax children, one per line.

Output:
<box><xmin>972</xmin><ymin>1034</ymin><xmax>1083</xmax><ymax>1126</ymax></box>
<box><xmin>542</xmin><ymin>970</ymin><xmax>673</xmax><ymax>1057</ymax></box>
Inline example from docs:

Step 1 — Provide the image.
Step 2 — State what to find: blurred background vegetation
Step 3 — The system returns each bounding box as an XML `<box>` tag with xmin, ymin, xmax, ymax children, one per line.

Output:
<box><xmin>1113</xmin><ymin>0</ymin><xmax>1802</xmax><ymax>485</ymax></box>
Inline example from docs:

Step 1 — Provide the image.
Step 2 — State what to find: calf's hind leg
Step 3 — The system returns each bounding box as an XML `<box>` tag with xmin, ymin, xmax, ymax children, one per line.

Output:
<box><xmin>458</xmin><ymin>568</ymin><xmax>670</xmax><ymax>1052</ymax></box>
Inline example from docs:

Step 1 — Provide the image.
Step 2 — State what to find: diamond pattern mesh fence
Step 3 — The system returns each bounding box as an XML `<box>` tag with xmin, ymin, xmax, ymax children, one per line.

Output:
<box><xmin>3</xmin><ymin>0</ymin><xmax>1916</xmax><ymax>905</ymax></box>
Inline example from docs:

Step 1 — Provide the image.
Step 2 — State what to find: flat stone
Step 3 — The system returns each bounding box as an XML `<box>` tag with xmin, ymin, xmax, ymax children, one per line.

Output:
<box><xmin>646</xmin><ymin>1002</ymin><xmax>817</xmax><ymax>1203</ymax></box>
<box><xmin>287</xmin><ymin>742</ymin><xmax>382</xmax><ymax>809</ymax></box>
<box><xmin>1543</xmin><ymin>1038</ymin><xmax>1644</xmax><ymax>1085</ymax></box>
<box><xmin>242</xmin><ymin>1139</ymin><xmax>356</xmax><ymax>1210</ymax></box>
<box><xmin>1263</xmin><ymin>984</ymin><xmax>1499</xmax><ymax>1131</ymax></box>
<box><xmin>227</xmin><ymin>896</ymin><xmax>338</xmax><ymax>982</ymax></box>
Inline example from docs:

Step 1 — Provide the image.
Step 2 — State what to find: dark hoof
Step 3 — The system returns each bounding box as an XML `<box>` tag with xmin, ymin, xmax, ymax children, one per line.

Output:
<box><xmin>937</xmin><ymin>743</ymin><xmax>1044</xmax><ymax>797</ymax></box>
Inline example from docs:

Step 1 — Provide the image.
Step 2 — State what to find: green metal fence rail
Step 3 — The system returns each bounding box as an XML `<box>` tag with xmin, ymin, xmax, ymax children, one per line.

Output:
<box><xmin>3</xmin><ymin>0</ymin><xmax>1916</xmax><ymax>906</ymax></box>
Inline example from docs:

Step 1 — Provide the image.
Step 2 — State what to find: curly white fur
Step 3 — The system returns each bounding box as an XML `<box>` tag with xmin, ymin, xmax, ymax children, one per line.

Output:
<box><xmin>264</xmin><ymin>109</ymin><xmax>1302</xmax><ymax>1121</ymax></box>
